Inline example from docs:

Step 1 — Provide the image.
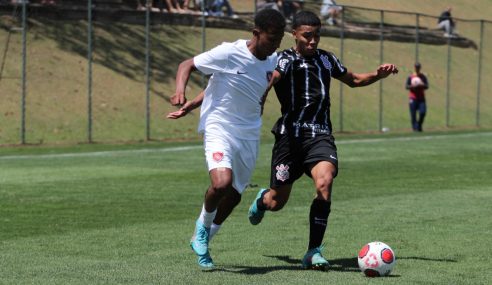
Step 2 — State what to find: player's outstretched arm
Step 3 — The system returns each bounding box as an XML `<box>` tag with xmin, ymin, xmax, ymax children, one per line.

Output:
<box><xmin>167</xmin><ymin>90</ymin><xmax>204</xmax><ymax>119</ymax></box>
<box><xmin>171</xmin><ymin>58</ymin><xmax>197</xmax><ymax>106</ymax></box>
<box><xmin>339</xmin><ymin>63</ymin><xmax>398</xmax><ymax>88</ymax></box>
<box><xmin>260</xmin><ymin>70</ymin><xmax>282</xmax><ymax>115</ymax></box>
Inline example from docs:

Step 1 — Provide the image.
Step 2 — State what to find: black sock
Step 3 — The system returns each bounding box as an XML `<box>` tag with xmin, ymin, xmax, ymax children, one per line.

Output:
<box><xmin>256</xmin><ymin>189</ymin><xmax>269</xmax><ymax>211</ymax></box>
<box><xmin>308</xmin><ymin>199</ymin><xmax>331</xmax><ymax>250</ymax></box>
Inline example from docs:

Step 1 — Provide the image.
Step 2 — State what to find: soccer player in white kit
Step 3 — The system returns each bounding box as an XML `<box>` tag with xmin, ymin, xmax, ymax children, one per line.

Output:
<box><xmin>168</xmin><ymin>9</ymin><xmax>286</xmax><ymax>269</ymax></box>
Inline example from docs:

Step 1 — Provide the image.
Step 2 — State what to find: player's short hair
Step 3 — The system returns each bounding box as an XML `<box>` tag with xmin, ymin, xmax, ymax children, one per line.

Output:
<box><xmin>292</xmin><ymin>11</ymin><xmax>321</xmax><ymax>29</ymax></box>
<box><xmin>254</xmin><ymin>9</ymin><xmax>286</xmax><ymax>33</ymax></box>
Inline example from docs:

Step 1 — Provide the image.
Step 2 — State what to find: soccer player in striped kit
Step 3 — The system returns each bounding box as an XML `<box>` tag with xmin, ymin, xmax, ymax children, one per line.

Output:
<box><xmin>248</xmin><ymin>11</ymin><xmax>398</xmax><ymax>270</ymax></box>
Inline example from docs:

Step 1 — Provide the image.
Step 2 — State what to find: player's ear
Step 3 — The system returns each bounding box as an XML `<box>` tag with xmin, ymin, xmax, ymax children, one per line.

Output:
<box><xmin>252</xmin><ymin>28</ymin><xmax>260</xmax><ymax>37</ymax></box>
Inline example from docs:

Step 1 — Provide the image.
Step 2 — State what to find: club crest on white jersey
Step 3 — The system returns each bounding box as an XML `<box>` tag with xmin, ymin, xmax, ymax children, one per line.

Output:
<box><xmin>212</xmin><ymin>151</ymin><xmax>224</xmax><ymax>162</ymax></box>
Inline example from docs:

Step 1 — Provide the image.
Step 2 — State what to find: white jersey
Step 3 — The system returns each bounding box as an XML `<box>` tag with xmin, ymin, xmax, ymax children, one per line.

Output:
<box><xmin>194</xmin><ymin>39</ymin><xmax>277</xmax><ymax>140</ymax></box>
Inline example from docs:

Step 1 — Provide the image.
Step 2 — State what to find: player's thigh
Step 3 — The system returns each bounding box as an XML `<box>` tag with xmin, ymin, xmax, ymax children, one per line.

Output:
<box><xmin>231</xmin><ymin>138</ymin><xmax>259</xmax><ymax>194</ymax></box>
<box><xmin>204</xmin><ymin>132</ymin><xmax>234</xmax><ymax>187</ymax></box>
<box><xmin>304</xmin><ymin>135</ymin><xmax>338</xmax><ymax>178</ymax></box>
<box><xmin>270</xmin><ymin>133</ymin><xmax>304</xmax><ymax>188</ymax></box>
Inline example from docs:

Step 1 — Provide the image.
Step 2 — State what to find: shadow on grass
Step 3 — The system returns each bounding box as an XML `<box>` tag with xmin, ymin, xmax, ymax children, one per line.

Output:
<box><xmin>213</xmin><ymin>255</ymin><xmax>362</xmax><ymax>275</ymax></box>
<box><xmin>13</xmin><ymin>17</ymin><xmax>204</xmax><ymax>102</ymax></box>
<box><xmin>397</xmin><ymin>256</ymin><xmax>457</xmax><ymax>262</ymax></box>
<box><xmin>211</xmin><ymin>254</ymin><xmax>454</xmax><ymax>276</ymax></box>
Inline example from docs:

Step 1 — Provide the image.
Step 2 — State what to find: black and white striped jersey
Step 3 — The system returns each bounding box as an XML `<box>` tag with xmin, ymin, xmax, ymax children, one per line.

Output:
<box><xmin>272</xmin><ymin>48</ymin><xmax>347</xmax><ymax>138</ymax></box>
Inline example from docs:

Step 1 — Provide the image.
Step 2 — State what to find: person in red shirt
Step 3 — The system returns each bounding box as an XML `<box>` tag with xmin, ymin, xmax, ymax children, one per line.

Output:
<box><xmin>405</xmin><ymin>62</ymin><xmax>429</xmax><ymax>132</ymax></box>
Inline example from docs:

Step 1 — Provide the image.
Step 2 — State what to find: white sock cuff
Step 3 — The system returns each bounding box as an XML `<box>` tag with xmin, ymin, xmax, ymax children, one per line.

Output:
<box><xmin>199</xmin><ymin>204</ymin><xmax>217</xmax><ymax>227</ymax></box>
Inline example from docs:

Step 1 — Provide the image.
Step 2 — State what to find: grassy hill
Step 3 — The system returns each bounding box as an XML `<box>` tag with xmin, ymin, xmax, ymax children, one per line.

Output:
<box><xmin>0</xmin><ymin>1</ymin><xmax>491</xmax><ymax>145</ymax></box>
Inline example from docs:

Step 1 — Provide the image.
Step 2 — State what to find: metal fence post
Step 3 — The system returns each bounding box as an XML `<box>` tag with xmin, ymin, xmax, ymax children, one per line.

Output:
<box><xmin>445</xmin><ymin>38</ymin><xmax>451</xmax><ymax>127</ymax></box>
<box><xmin>87</xmin><ymin>0</ymin><xmax>93</xmax><ymax>143</ymax></box>
<box><xmin>475</xmin><ymin>20</ymin><xmax>484</xmax><ymax>127</ymax></box>
<box><xmin>201</xmin><ymin>0</ymin><xmax>206</xmax><ymax>86</ymax></box>
<box><xmin>378</xmin><ymin>10</ymin><xmax>384</xmax><ymax>131</ymax></box>
<box><xmin>21</xmin><ymin>0</ymin><xmax>27</xmax><ymax>144</ymax></box>
<box><xmin>415</xmin><ymin>13</ymin><xmax>419</xmax><ymax>63</ymax></box>
<box><xmin>338</xmin><ymin>7</ymin><xmax>345</xmax><ymax>132</ymax></box>
<box><xmin>145</xmin><ymin>0</ymin><xmax>151</xmax><ymax>140</ymax></box>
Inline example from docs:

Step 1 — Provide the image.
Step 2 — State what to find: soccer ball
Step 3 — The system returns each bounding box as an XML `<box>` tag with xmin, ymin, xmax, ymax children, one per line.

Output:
<box><xmin>358</xmin><ymin>241</ymin><xmax>396</xmax><ymax>277</ymax></box>
<box><xmin>411</xmin><ymin>76</ymin><xmax>423</xmax><ymax>87</ymax></box>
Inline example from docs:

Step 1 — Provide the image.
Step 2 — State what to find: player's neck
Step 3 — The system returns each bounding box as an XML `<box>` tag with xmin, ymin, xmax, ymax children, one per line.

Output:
<box><xmin>247</xmin><ymin>40</ymin><xmax>267</xmax><ymax>60</ymax></box>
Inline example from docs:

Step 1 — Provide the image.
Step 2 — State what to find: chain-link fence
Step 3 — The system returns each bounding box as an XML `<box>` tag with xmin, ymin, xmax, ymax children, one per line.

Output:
<box><xmin>0</xmin><ymin>1</ymin><xmax>490</xmax><ymax>145</ymax></box>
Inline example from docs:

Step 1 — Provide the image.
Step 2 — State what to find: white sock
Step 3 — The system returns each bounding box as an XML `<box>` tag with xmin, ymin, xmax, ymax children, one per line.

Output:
<box><xmin>209</xmin><ymin>223</ymin><xmax>222</xmax><ymax>240</ymax></box>
<box><xmin>198</xmin><ymin>204</ymin><xmax>216</xmax><ymax>228</ymax></box>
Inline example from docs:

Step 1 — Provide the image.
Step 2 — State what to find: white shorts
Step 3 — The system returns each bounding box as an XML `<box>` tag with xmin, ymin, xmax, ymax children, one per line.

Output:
<box><xmin>204</xmin><ymin>131</ymin><xmax>259</xmax><ymax>194</ymax></box>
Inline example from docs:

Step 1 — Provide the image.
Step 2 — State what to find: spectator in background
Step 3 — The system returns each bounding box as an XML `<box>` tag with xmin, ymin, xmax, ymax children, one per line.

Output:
<box><xmin>256</xmin><ymin>0</ymin><xmax>282</xmax><ymax>12</ymax></box>
<box><xmin>405</xmin><ymin>62</ymin><xmax>429</xmax><ymax>132</ymax></box>
<box><xmin>437</xmin><ymin>6</ymin><xmax>457</xmax><ymax>38</ymax></box>
<box><xmin>136</xmin><ymin>0</ymin><xmax>161</xmax><ymax>12</ymax></box>
<box><xmin>178</xmin><ymin>0</ymin><xmax>201</xmax><ymax>14</ymax></box>
<box><xmin>209</xmin><ymin>0</ymin><xmax>239</xmax><ymax>18</ymax></box>
<box><xmin>283</xmin><ymin>0</ymin><xmax>303</xmax><ymax>22</ymax></box>
<box><xmin>320</xmin><ymin>0</ymin><xmax>342</xmax><ymax>26</ymax></box>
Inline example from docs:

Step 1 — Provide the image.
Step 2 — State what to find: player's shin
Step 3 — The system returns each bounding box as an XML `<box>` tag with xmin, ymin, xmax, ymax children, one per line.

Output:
<box><xmin>308</xmin><ymin>199</ymin><xmax>331</xmax><ymax>249</ymax></box>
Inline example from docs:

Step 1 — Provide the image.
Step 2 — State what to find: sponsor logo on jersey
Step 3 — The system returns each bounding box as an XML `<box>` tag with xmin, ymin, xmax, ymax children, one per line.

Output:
<box><xmin>212</xmin><ymin>151</ymin><xmax>224</xmax><ymax>162</ymax></box>
<box><xmin>275</xmin><ymin>164</ymin><xmax>290</xmax><ymax>182</ymax></box>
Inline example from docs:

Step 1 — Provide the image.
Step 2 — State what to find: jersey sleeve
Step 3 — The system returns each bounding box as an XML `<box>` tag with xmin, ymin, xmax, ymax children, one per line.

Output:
<box><xmin>328</xmin><ymin>53</ymin><xmax>347</xmax><ymax>78</ymax></box>
<box><xmin>405</xmin><ymin>76</ymin><xmax>412</xmax><ymax>89</ymax></box>
<box><xmin>275</xmin><ymin>51</ymin><xmax>294</xmax><ymax>77</ymax></box>
<box><xmin>193</xmin><ymin>42</ymin><xmax>231</xmax><ymax>75</ymax></box>
<box><xmin>421</xmin><ymin>74</ymin><xmax>429</xmax><ymax>87</ymax></box>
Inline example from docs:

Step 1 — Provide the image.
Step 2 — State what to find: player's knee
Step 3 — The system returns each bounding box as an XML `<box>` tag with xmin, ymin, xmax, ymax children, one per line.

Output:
<box><xmin>315</xmin><ymin>174</ymin><xmax>333</xmax><ymax>192</ymax></box>
<box><xmin>210</xmin><ymin>180</ymin><xmax>233</xmax><ymax>196</ymax></box>
<box><xmin>315</xmin><ymin>176</ymin><xmax>333</xmax><ymax>201</ymax></box>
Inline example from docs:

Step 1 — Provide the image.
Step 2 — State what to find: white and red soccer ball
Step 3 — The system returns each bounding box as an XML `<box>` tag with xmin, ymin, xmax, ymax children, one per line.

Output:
<box><xmin>411</xmin><ymin>76</ymin><xmax>423</xmax><ymax>87</ymax></box>
<box><xmin>358</xmin><ymin>241</ymin><xmax>396</xmax><ymax>277</ymax></box>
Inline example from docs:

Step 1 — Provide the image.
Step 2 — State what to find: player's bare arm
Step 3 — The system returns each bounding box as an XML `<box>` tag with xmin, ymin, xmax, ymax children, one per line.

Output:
<box><xmin>260</xmin><ymin>70</ymin><xmax>282</xmax><ymax>114</ymax></box>
<box><xmin>339</xmin><ymin>63</ymin><xmax>398</xmax><ymax>88</ymax></box>
<box><xmin>171</xmin><ymin>58</ymin><xmax>197</xmax><ymax>106</ymax></box>
<box><xmin>167</xmin><ymin>90</ymin><xmax>204</xmax><ymax>119</ymax></box>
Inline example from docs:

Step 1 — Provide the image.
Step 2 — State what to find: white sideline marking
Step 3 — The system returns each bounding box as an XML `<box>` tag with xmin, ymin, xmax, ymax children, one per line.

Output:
<box><xmin>0</xmin><ymin>132</ymin><xmax>490</xmax><ymax>160</ymax></box>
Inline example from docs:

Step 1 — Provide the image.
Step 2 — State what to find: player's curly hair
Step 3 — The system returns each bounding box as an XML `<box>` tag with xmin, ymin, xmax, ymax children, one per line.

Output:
<box><xmin>254</xmin><ymin>9</ymin><xmax>286</xmax><ymax>32</ymax></box>
<box><xmin>293</xmin><ymin>11</ymin><xmax>321</xmax><ymax>29</ymax></box>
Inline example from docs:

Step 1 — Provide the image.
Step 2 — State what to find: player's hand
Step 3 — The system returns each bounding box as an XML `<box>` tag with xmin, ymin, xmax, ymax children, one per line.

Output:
<box><xmin>170</xmin><ymin>92</ymin><xmax>187</xmax><ymax>106</ymax></box>
<box><xmin>377</xmin><ymin>64</ymin><xmax>398</xmax><ymax>78</ymax></box>
<box><xmin>167</xmin><ymin>101</ymin><xmax>192</xmax><ymax>119</ymax></box>
<box><xmin>166</xmin><ymin>108</ymin><xmax>187</xmax><ymax>119</ymax></box>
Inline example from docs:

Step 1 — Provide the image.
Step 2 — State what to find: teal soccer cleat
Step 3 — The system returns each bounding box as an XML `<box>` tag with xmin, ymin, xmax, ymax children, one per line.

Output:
<box><xmin>302</xmin><ymin>246</ymin><xmax>330</xmax><ymax>270</ymax></box>
<box><xmin>197</xmin><ymin>252</ymin><xmax>214</xmax><ymax>269</ymax></box>
<box><xmin>248</xmin><ymin>188</ymin><xmax>268</xmax><ymax>225</ymax></box>
<box><xmin>190</xmin><ymin>219</ymin><xmax>214</xmax><ymax>269</ymax></box>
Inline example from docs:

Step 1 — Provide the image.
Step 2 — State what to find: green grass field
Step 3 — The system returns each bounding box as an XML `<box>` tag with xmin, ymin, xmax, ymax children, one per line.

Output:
<box><xmin>1</xmin><ymin>130</ymin><xmax>491</xmax><ymax>284</ymax></box>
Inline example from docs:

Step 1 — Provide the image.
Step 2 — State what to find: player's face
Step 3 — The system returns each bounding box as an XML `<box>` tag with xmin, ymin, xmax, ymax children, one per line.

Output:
<box><xmin>293</xmin><ymin>25</ymin><xmax>321</xmax><ymax>57</ymax></box>
<box><xmin>255</xmin><ymin>28</ymin><xmax>284</xmax><ymax>60</ymax></box>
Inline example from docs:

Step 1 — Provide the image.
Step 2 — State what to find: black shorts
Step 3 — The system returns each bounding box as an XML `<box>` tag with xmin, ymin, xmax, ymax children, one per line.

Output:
<box><xmin>270</xmin><ymin>133</ymin><xmax>338</xmax><ymax>187</ymax></box>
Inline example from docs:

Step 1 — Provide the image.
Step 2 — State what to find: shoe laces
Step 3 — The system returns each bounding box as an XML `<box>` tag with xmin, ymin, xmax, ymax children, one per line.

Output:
<box><xmin>196</xmin><ymin>224</ymin><xmax>209</xmax><ymax>244</ymax></box>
